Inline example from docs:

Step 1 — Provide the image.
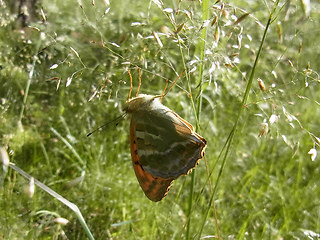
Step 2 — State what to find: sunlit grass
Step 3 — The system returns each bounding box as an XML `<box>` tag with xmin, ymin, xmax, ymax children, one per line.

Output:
<box><xmin>1</xmin><ymin>0</ymin><xmax>320</xmax><ymax>239</ymax></box>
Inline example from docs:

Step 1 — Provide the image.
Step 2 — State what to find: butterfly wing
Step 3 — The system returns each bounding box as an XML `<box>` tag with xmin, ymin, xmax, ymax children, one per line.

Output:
<box><xmin>130</xmin><ymin>119</ymin><xmax>174</xmax><ymax>202</ymax></box>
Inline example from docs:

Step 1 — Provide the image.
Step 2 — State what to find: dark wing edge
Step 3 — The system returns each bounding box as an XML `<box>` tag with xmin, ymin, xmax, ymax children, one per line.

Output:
<box><xmin>171</xmin><ymin>111</ymin><xmax>207</xmax><ymax>176</ymax></box>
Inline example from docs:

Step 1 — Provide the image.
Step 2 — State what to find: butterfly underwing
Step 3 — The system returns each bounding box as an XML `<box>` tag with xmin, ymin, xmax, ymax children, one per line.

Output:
<box><xmin>123</xmin><ymin>94</ymin><xmax>207</xmax><ymax>201</ymax></box>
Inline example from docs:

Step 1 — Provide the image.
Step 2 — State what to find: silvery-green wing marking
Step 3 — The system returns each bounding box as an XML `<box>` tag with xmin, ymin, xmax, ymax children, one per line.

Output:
<box><xmin>131</xmin><ymin>106</ymin><xmax>207</xmax><ymax>179</ymax></box>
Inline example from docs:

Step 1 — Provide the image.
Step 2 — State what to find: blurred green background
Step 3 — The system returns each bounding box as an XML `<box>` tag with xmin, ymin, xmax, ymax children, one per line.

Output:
<box><xmin>1</xmin><ymin>0</ymin><xmax>319</xmax><ymax>239</ymax></box>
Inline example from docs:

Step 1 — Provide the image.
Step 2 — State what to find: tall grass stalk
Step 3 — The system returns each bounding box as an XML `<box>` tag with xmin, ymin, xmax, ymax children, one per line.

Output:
<box><xmin>196</xmin><ymin>2</ymin><xmax>280</xmax><ymax>238</ymax></box>
<box><xmin>186</xmin><ymin>0</ymin><xmax>209</xmax><ymax>239</ymax></box>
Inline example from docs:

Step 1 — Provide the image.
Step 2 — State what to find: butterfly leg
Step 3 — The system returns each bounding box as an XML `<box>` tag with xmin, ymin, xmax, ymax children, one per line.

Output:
<box><xmin>135</xmin><ymin>67</ymin><xmax>141</xmax><ymax>97</ymax></box>
<box><xmin>160</xmin><ymin>78</ymin><xmax>169</xmax><ymax>101</ymax></box>
<box><xmin>127</xmin><ymin>69</ymin><xmax>133</xmax><ymax>100</ymax></box>
<box><xmin>161</xmin><ymin>69</ymin><xmax>185</xmax><ymax>98</ymax></box>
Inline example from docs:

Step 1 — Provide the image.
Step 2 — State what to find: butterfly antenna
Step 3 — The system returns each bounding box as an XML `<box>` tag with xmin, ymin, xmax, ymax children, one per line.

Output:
<box><xmin>127</xmin><ymin>69</ymin><xmax>133</xmax><ymax>100</ymax></box>
<box><xmin>87</xmin><ymin>113</ymin><xmax>127</xmax><ymax>137</ymax></box>
<box><xmin>161</xmin><ymin>69</ymin><xmax>186</xmax><ymax>99</ymax></box>
<box><xmin>136</xmin><ymin>67</ymin><xmax>141</xmax><ymax>97</ymax></box>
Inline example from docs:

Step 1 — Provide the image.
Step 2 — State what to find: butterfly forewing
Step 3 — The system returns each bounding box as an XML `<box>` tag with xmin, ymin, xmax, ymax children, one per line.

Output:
<box><xmin>130</xmin><ymin>119</ymin><xmax>174</xmax><ymax>202</ymax></box>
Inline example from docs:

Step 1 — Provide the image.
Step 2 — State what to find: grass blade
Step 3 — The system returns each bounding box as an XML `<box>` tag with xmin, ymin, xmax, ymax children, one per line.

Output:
<box><xmin>8</xmin><ymin>162</ymin><xmax>95</xmax><ymax>240</ymax></box>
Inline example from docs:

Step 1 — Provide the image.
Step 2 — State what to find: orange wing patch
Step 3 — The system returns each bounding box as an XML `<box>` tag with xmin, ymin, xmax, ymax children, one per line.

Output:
<box><xmin>130</xmin><ymin>119</ymin><xmax>174</xmax><ymax>202</ymax></box>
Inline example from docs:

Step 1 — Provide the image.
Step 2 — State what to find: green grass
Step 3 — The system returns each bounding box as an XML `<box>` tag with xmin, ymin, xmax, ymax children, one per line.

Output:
<box><xmin>1</xmin><ymin>0</ymin><xmax>320</xmax><ymax>239</ymax></box>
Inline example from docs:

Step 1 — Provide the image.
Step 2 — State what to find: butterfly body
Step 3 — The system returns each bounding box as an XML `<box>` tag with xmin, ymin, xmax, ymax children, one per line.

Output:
<box><xmin>124</xmin><ymin>94</ymin><xmax>207</xmax><ymax>201</ymax></box>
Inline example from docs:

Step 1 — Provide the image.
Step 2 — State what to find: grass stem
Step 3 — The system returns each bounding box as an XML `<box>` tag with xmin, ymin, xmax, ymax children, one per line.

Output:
<box><xmin>186</xmin><ymin>0</ymin><xmax>209</xmax><ymax>239</ymax></box>
<box><xmin>196</xmin><ymin>2</ymin><xmax>279</xmax><ymax>238</ymax></box>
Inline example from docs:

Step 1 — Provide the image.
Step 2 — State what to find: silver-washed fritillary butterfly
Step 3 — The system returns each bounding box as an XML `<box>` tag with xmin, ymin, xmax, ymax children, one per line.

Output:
<box><xmin>123</xmin><ymin>69</ymin><xmax>207</xmax><ymax>201</ymax></box>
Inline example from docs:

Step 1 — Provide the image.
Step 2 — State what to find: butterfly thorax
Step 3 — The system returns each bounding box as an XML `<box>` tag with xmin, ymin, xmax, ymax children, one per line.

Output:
<box><xmin>123</xmin><ymin>94</ymin><xmax>163</xmax><ymax>114</ymax></box>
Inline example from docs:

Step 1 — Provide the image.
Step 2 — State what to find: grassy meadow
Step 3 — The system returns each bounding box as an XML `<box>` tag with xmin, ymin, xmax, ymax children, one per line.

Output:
<box><xmin>1</xmin><ymin>0</ymin><xmax>320</xmax><ymax>239</ymax></box>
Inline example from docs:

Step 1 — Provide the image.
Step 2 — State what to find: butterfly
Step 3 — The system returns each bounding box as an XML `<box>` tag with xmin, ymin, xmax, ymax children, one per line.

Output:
<box><xmin>123</xmin><ymin>71</ymin><xmax>207</xmax><ymax>201</ymax></box>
